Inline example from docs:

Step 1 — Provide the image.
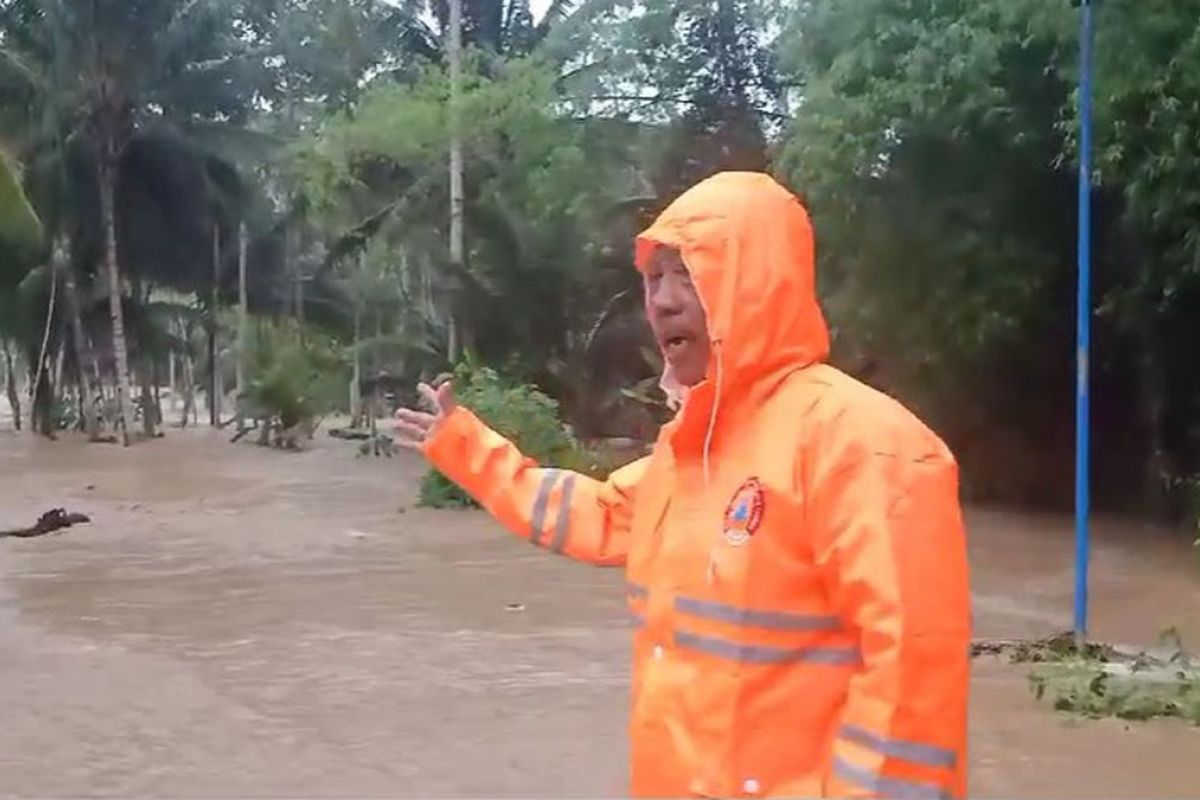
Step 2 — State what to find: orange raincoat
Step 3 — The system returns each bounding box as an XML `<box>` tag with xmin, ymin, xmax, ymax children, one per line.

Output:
<box><xmin>424</xmin><ymin>172</ymin><xmax>971</xmax><ymax>799</ymax></box>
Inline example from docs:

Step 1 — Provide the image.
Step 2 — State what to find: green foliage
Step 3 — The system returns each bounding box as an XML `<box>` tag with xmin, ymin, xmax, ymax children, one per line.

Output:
<box><xmin>1028</xmin><ymin>660</ymin><xmax>1200</xmax><ymax>724</ymax></box>
<box><xmin>242</xmin><ymin>320</ymin><xmax>347</xmax><ymax>431</ymax></box>
<box><xmin>1091</xmin><ymin>0</ymin><xmax>1200</xmax><ymax>290</ymax></box>
<box><xmin>8</xmin><ymin>0</ymin><xmax>1200</xmax><ymax>517</ymax></box>
<box><xmin>773</xmin><ymin>0</ymin><xmax>1082</xmax><ymax>506</ymax></box>
<box><xmin>558</xmin><ymin>0</ymin><xmax>782</xmax><ymax>197</ymax></box>
<box><xmin>977</xmin><ymin>631</ymin><xmax>1200</xmax><ymax>725</ymax></box>
<box><xmin>776</xmin><ymin>0</ymin><xmax>1072</xmax><ymax>360</ymax></box>
<box><xmin>771</xmin><ymin>0</ymin><xmax>1200</xmax><ymax>513</ymax></box>
<box><xmin>419</xmin><ymin>358</ymin><xmax>611</xmax><ymax>509</ymax></box>
<box><xmin>972</xmin><ymin>631</ymin><xmax>1118</xmax><ymax>664</ymax></box>
<box><xmin>293</xmin><ymin>51</ymin><xmax>646</xmax><ymax>390</ymax></box>
<box><xmin>1028</xmin><ymin>630</ymin><xmax>1200</xmax><ymax>725</ymax></box>
<box><xmin>0</xmin><ymin>150</ymin><xmax>41</xmax><ymax>269</ymax></box>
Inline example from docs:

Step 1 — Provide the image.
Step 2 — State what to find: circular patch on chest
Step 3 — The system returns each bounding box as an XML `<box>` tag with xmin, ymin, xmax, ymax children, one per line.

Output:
<box><xmin>722</xmin><ymin>477</ymin><xmax>765</xmax><ymax>546</ymax></box>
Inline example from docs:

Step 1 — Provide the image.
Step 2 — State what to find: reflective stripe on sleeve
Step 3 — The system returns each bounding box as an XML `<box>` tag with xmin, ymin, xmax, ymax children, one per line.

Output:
<box><xmin>833</xmin><ymin>756</ymin><xmax>950</xmax><ymax>800</ymax></box>
<box><xmin>548</xmin><ymin>474</ymin><xmax>576</xmax><ymax>553</ymax></box>
<box><xmin>839</xmin><ymin>725</ymin><xmax>957</xmax><ymax>769</ymax></box>
<box><xmin>529</xmin><ymin>469</ymin><xmax>561</xmax><ymax>546</ymax></box>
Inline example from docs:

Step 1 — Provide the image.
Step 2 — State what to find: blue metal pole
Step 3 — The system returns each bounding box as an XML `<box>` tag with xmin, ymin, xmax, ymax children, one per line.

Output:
<box><xmin>1074</xmin><ymin>0</ymin><xmax>1095</xmax><ymax>647</ymax></box>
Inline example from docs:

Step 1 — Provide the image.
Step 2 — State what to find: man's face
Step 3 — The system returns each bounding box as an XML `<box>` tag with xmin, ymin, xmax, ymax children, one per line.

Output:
<box><xmin>644</xmin><ymin>247</ymin><xmax>710</xmax><ymax>387</ymax></box>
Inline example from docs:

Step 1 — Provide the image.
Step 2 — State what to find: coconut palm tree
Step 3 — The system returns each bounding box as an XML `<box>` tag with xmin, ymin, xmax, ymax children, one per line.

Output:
<box><xmin>0</xmin><ymin>0</ymin><xmax>273</xmax><ymax>443</ymax></box>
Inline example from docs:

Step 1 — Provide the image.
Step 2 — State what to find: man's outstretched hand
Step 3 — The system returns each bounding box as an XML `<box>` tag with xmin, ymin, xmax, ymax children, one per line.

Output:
<box><xmin>394</xmin><ymin>376</ymin><xmax>456</xmax><ymax>449</ymax></box>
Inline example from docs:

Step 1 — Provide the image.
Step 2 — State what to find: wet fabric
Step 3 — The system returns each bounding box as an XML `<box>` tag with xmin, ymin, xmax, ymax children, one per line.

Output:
<box><xmin>424</xmin><ymin>172</ymin><xmax>971</xmax><ymax>798</ymax></box>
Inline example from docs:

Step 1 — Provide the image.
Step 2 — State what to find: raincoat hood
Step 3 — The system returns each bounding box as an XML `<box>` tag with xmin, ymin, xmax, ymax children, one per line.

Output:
<box><xmin>635</xmin><ymin>172</ymin><xmax>831</xmax><ymax>416</ymax></box>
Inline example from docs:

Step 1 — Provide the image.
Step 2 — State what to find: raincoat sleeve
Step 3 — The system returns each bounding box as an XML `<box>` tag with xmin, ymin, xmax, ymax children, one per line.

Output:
<box><xmin>422</xmin><ymin>406</ymin><xmax>645</xmax><ymax>566</ymax></box>
<box><xmin>808</xmin><ymin>428</ymin><xmax>971</xmax><ymax>800</ymax></box>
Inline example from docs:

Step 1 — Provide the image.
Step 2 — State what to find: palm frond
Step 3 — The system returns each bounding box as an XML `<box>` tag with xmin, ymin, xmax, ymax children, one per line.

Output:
<box><xmin>0</xmin><ymin>148</ymin><xmax>43</xmax><ymax>258</ymax></box>
<box><xmin>0</xmin><ymin>42</ymin><xmax>43</xmax><ymax>94</ymax></box>
<box><xmin>347</xmin><ymin>333</ymin><xmax>439</xmax><ymax>360</ymax></box>
<box><xmin>533</xmin><ymin>0</ymin><xmax>621</xmax><ymax>56</ymax></box>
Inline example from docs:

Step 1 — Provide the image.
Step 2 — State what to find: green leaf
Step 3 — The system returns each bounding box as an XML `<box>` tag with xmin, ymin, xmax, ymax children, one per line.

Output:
<box><xmin>0</xmin><ymin>149</ymin><xmax>43</xmax><ymax>260</ymax></box>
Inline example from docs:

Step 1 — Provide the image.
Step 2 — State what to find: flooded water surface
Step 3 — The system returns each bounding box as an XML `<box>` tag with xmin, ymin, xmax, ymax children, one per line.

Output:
<box><xmin>1</xmin><ymin>425</ymin><xmax>1197</xmax><ymax>796</ymax></box>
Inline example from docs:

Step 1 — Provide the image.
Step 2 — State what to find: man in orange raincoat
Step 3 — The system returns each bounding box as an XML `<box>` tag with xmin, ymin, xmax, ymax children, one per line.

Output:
<box><xmin>396</xmin><ymin>172</ymin><xmax>971</xmax><ymax>799</ymax></box>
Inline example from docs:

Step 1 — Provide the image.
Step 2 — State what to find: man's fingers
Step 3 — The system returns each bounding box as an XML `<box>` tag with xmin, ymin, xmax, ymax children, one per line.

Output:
<box><xmin>394</xmin><ymin>434</ymin><xmax>425</xmax><ymax>451</ymax></box>
<box><xmin>393</xmin><ymin>420</ymin><xmax>430</xmax><ymax>444</ymax></box>
<box><xmin>395</xmin><ymin>407</ymin><xmax>437</xmax><ymax>427</ymax></box>
<box><xmin>436</xmin><ymin>380</ymin><xmax>455</xmax><ymax>409</ymax></box>
<box><xmin>417</xmin><ymin>382</ymin><xmax>441</xmax><ymax>413</ymax></box>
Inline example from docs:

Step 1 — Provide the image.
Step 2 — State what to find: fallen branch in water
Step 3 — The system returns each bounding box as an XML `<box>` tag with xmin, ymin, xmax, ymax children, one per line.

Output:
<box><xmin>0</xmin><ymin>508</ymin><xmax>91</xmax><ymax>538</ymax></box>
<box><xmin>973</xmin><ymin>631</ymin><xmax>1200</xmax><ymax>724</ymax></box>
<box><xmin>971</xmin><ymin>632</ymin><xmax>1119</xmax><ymax>663</ymax></box>
<box><xmin>329</xmin><ymin>426</ymin><xmax>372</xmax><ymax>440</ymax></box>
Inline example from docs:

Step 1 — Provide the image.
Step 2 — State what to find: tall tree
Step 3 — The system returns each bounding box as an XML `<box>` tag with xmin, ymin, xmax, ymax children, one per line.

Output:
<box><xmin>773</xmin><ymin>0</ymin><xmax>1083</xmax><ymax>506</ymax></box>
<box><xmin>0</xmin><ymin>0</ymin><xmax>272</xmax><ymax>443</ymax></box>
<box><xmin>556</xmin><ymin>0</ymin><xmax>784</xmax><ymax>198</ymax></box>
<box><xmin>448</xmin><ymin>0</ymin><xmax>465</xmax><ymax>362</ymax></box>
<box><xmin>771</xmin><ymin>0</ymin><xmax>1200</xmax><ymax>514</ymax></box>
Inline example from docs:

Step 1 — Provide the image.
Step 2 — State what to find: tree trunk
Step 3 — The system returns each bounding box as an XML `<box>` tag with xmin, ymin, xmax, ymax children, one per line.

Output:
<box><xmin>153</xmin><ymin>359</ymin><xmax>162</xmax><ymax>431</ymax></box>
<box><xmin>237</xmin><ymin>221</ymin><xmax>248</xmax><ymax>397</ymax></box>
<box><xmin>29</xmin><ymin>259</ymin><xmax>58</xmax><ymax>433</ymax></box>
<box><xmin>180</xmin><ymin>353</ymin><xmax>195</xmax><ymax>428</ymax></box>
<box><xmin>1138</xmin><ymin>341</ymin><xmax>1170</xmax><ymax>516</ymax></box>
<box><xmin>31</xmin><ymin>367</ymin><xmax>54</xmax><ymax>438</ymax></box>
<box><xmin>350</xmin><ymin>305</ymin><xmax>362</xmax><ymax>427</ymax></box>
<box><xmin>50</xmin><ymin>344</ymin><xmax>65</xmax><ymax>434</ymax></box>
<box><xmin>369</xmin><ymin>386</ymin><xmax>380</xmax><ymax>456</ymax></box>
<box><xmin>52</xmin><ymin>343</ymin><xmax>64</xmax><ymax>398</ymax></box>
<box><xmin>294</xmin><ymin>264</ymin><xmax>305</xmax><ymax>333</ymax></box>
<box><xmin>62</xmin><ymin>257</ymin><xmax>101</xmax><ymax>440</ymax></box>
<box><xmin>286</xmin><ymin>224</ymin><xmax>305</xmax><ymax>336</ymax></box>
<box><xmin>209</xmin><ymin>223</ymin><xmax>221</xmax><ymax>426</ymax></box>
<box><xmin>3</xmin><ymin>342</ymin><xmax>21</xmax><ymax>431</ymax></box>
<box><xmin>140</xmin><ymin>358</ymin><xmax>155</xmax><ymax>438</ymax></box>
<box><xmin>89</xmin><ymin>333</ymin><xmax>103</xmax><ymax>396</ymax></box>
<box><xmin>283</xmin><ymin>225</ymin><xmax>293</xmax><ymax>317</ymax></box>
<box><xmin>77</xmin><ymin>382</ymin><xmax>86</xmax><ymax>432</ymax></box>
<box><xmin>99</xmin><ymin>155</ymin><xmax>134</xmax><ymax>446</ymax></box>
<box><xmin>448</xmin><ymin>316</ymin><xmax>459</xmax><ymax>366</ymax></box>
<box><xmin>448</xmin><ymin>0</ymin><xmax>464</xmax><ymax>365</ymax></box>
<box><xmin>215</xmin><ymin>361</ymin><xmax>224</xmax><ymax>420</ymax></box>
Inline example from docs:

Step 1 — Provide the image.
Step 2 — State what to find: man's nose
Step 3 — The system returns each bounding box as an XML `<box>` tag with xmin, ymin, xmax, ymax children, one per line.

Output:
<box><xmin>648</xmin><ymin>274</ymin><xmax>686</xmax><ymax>314</ymax></box>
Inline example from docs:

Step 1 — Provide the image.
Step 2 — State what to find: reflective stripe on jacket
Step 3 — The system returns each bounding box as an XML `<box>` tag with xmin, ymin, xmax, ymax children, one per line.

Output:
<box><xmin>424</xmin><ymin>171</ymin><xmax>971</xmax><ymax>799</ymax></box>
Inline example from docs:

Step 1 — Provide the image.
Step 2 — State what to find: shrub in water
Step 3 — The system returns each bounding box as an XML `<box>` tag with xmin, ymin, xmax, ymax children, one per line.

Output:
<box><xmin>242</xmin><ymin>321</ymin><xmax>346</xmax><ymax>433</ymax></box>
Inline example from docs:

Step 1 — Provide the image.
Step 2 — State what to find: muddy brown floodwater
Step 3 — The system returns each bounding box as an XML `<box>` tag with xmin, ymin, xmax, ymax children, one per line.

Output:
<box><xmin>1</xmin><ymin>421</ymin><xmax>1198</xmax><ymax>797</ymax></box>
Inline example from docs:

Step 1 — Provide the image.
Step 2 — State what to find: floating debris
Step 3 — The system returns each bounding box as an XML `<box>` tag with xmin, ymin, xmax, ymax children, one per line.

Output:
<box><xmin>1</xmin><ymin>508</ymin><xmax>91</xmax><ymax>539</ymax></box>
<box><xmin>975</xmin><ymin>631</ymin><xmax>1200</xmax><ymax>724</ymax></box>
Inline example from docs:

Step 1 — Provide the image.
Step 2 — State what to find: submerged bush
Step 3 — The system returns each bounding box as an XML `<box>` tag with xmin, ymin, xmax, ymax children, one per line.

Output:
<box><xmin>241</xmin><ymin>320</ymin><xmax>346</xmax><ymax>434</ymax></box>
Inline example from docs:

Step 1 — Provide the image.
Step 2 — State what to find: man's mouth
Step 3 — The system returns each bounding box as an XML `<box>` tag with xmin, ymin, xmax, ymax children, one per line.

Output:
<box><xmin>663</xmin><ymin>335</ymin><xmax>690</xmax><ymax>356</ymax></box>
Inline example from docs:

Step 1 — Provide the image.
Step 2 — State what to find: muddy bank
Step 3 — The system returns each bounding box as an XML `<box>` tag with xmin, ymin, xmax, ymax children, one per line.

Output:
<box><xmin>0</xmin><ymin>425</ymin><xmax>1197</xmax><ymax>796</ymax></box>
